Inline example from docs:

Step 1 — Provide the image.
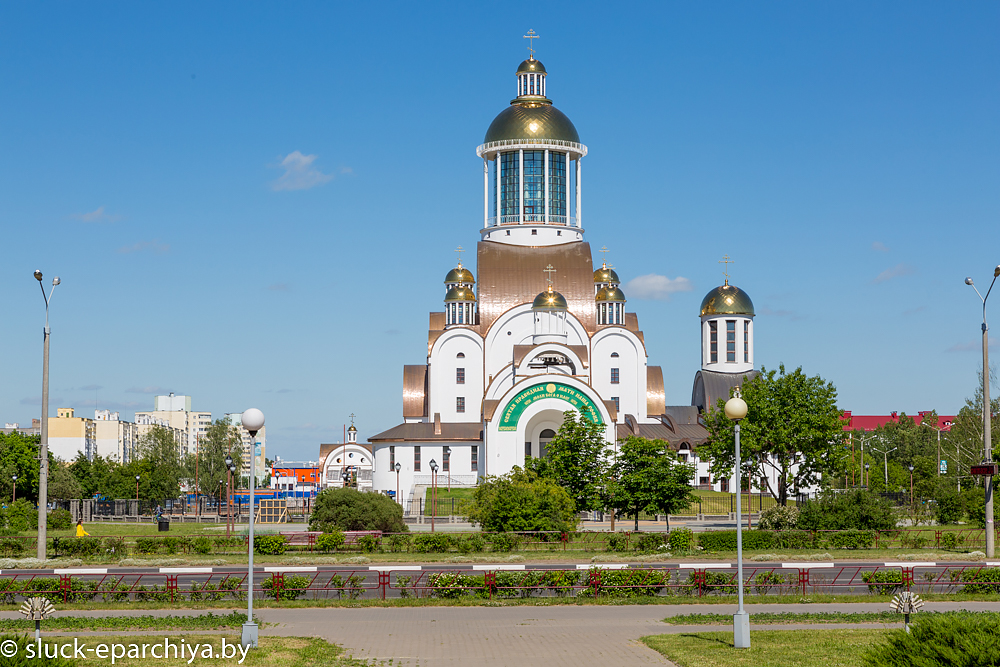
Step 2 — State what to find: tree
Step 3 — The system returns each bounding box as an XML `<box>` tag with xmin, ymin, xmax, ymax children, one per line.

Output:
<box><xmin>309</xmin><ymin>487</ymin><xmax>407</xmax><ymax>533</ymax></box>
<box><xmin>797</xmin><ymin>489</ymin><xmax>896</xmax><ymax>531</ymax></box>
<box><xmin>465</xmin><ymin>467</ymin><xmax>577</xmax><ymax>533</ymax></box>
<box><xmin>949</xmin><ymin>365</ymin><xmax>1000</xmax><ymax>490</ymax></box>
<box><xmin>47</xmin><ymin>461</ymin><xmax>82</xmax><ymax>500</ymax></box>
<box><xmin>0</xmin><ymin>431</ymin><xmax>41</xmax><ymax>503</ymax></box>
<box><xmin>135</xmin><ymin>426</ymin><xmax>188</xmax><ymax>502</ymax></box>
<box><xmin>527</xmin><ymin>410</ymin><xmax>611</xmax><ymax>512</ymax></box>
<box><xmin>197</xmin><ymin>419</ymin><xmax>244</xmax><ymax>498</ymax></box>
<box><xmin>700</xmin><ymin>364</ymin><xmax>845</xmax><ymax>506</ymax></box>
<box><xmin>608</xmin><ymin>436</ymin><xmax>695</xmax><ymax>531</ymax></box>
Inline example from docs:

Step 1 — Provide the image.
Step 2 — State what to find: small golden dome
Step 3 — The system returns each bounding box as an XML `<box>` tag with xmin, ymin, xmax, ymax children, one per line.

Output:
<box><xmin>595</xmin><ymin>286</ymin><xmax>626</xmax><ymax>303</ymax></box>
<box><xmin>347</xmin><ymin>424</ymin><xmax>357</xmax><ymax>432</ymax></box>
<box><xmin>516</xmin><ymin>57</ymin><xmax>547</xmax><ymax>74</ymax></box>
<box><xmin>700</xmin><ymin>283</ymin><xmax>755</xmax><ymax>317</ymax></box>
<box><xmin>532</xmin><ymin>286</ymin><xmax>568</xmax><ymax>310</ymax></box>
<box><xmin>594</xmin><ymin>264</ymin><xmax>620</xmax><ymax>285</ymax></box>
<box><xmin>445</xmin><ymin>266</ymin><xmax>475</xmax><ymax>284</ymax></box>
<box><xmin>444</xmin><ymin>286</ymin><xmax>477</xmax><ymax>303</ymax></box>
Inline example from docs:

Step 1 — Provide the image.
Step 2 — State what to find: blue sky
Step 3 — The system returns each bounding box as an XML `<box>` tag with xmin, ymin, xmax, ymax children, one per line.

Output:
<box><xmin>1</xmin><ymin>2</ymin><xmax>998</xmax><ymax>461</ymax></box>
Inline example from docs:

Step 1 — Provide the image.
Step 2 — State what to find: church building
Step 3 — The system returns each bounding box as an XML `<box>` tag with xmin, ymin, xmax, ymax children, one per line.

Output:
<box><xmin>368</xmin><ymin>46</ymin><xmax>765</xmax><ymax>505</ymax></box>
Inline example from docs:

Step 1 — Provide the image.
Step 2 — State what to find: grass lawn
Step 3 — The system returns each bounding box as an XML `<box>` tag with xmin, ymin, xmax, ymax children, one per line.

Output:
<box><xmin>641</xmin><ymin>628</ymin><xmax>887</xmax><ymax>667</ymax></box>
<box><xmin>11</xmin><ymin>635</ymin><xmax>367</xmax><ymax>666</ymax></box>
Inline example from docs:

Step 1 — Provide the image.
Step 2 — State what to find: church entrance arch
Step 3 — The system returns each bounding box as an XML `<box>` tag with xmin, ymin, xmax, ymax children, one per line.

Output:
<box><xmin>497</xmin><ymin>381</ymin><xmax>604</xmax><ymax>431</ymax></box>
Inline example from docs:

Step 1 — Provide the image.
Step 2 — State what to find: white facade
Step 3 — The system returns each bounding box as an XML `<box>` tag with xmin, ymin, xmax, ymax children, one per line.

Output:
<box><xmin>135</xmin><ymin>393</ymin><xmax>211</xmax><ymax>457</ymax></box>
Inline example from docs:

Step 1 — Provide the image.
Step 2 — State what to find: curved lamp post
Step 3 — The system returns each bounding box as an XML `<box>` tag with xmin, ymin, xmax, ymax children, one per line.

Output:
<box><xmin>724</xmin><ymin>387</ymin><xmax>750</xmax><ymax>649</ymax></box>
<box><xmin>966</xmin><ymin>266</ymin><xmax>1000</xmax><ymax>558</ymax></box>
<box><xmin>135</xmin><ymin>475</ymin><xmax>140</xmax><ymax>506</ymax></box>
<box><xmin>908</xmin><ymin>465</ymin><xmax>915</xmax><ymax>511</ymax></box>
<box><xmin>240</xmin><ymin>408</ymin><xmax>264</xmax><ymax>649</ymax></box>
<box><xmin>11</xmin><ymin>474</ymin><xmax>17</xmax><ymax>504</ymax></box>
<box><xmin>394</xmin><ymin>462</ymin><xmax>402</xmax><ymax>506</ymax></box>
<box><xmin>429</xmin><ymin>459</ymin><xmax>439</xmax><ymax>533</ymax></box>
<box><xmin>445</xmin><ymin>446</ymin><xmax>452</xmax><ymax>491</ymax></box>
<box><xmin>225</xmin><ymin>454</ymin><xmax>234</xmax><ymax>537</ymax></box>
<box><xmin>34</xmin><ymin>270</ymin><xmax>59</xmax><ymax>560</ymax></box>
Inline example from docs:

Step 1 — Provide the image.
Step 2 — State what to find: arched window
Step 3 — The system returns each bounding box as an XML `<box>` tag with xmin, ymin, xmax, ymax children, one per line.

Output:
<box><xmin>611</xmin><ymin>352</ymin><xmax>619</xmax><ymax>358</ymax></box>
<box><xmin>457</xmin><ymin>352</ymin><xmax>465</xmax><ymax>358</ymax></box>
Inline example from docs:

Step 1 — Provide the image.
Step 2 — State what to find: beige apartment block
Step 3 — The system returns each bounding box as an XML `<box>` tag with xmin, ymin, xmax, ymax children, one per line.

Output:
<box><xmin>48</xmin><ymin>408</ymin><xmax>96</xmax><ymax>462</ymax></box>
<box><xmin>134</xmin><ymin>413</ymin><xmax>186</xmax><ymax>456</ymax></box>
<box><xmin>94</xmin><ymin>410</ymin><xmax>140</xmax><ymax>463</ymax></box>
<box><xmin>134</xmin><ymin>393</ymin><xmax>211</xmax><ymax>457</ymax></box>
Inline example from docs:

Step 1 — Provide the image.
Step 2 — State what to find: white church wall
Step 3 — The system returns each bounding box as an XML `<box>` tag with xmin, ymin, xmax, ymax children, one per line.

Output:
<box><xmin>372</xmin><ymin>441</ymin><xmax>480</xmax><ymax>506</ymax></box>
<box><xmin>484</xmin><ymin>305</ymin><xmax>535</xmax><ymax>380</ymax></box>
<box><xmin>591</xmin><ymin>328</ymin><xmax>647</xmax><ymax>420</ymax></box>
<box><xmin>429</xmin><ymin>329</ymin><xmax>485</xmax><ymax>423</ymax></box>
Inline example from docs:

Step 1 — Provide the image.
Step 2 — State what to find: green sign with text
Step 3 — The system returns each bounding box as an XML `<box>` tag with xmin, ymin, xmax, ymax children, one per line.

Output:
<box><xmin>497</xmin><ymin>382</ymin><xmax>604</xmax><ymax>431</ymax></box>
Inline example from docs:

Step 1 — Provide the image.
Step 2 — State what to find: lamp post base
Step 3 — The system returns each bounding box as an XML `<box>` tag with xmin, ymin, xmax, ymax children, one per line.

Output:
<box><xmin>733</xmin><ymin>611</ymin><xmax>751</xmax><ymax>649</ymax></box>
<box><xmin>241</xmin><ymin>622</ymin><xmax>258</xmax><ymax>648</ymax></box>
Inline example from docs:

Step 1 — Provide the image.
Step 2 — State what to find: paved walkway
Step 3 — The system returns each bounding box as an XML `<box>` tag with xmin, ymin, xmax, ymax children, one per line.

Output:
<box><xmin>12</xmin><ymin>601</ymin><xmax>1000</xmax><ymax>666</ymax></box>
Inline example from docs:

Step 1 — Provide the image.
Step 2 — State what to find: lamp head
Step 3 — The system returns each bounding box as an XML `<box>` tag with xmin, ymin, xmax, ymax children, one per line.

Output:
<box><xmin>966</xmin><ymin>277</ymin><xmax>975</xmax><ymax>285</ymax></box>
<box><xmin>241</xmin><ymin>408</ymin><xmax>265</xmax><ymax>433</ymax></box>
<box><xmin>724</xmin><ymin>387</ymin><xmax>749</xmax><ymax>422</ymax></box>
<box><xmin>12</xmin><ymin>475</ymin><xmax>16</xmax><ymax>481</ymax></box>
<box><xmin>908</xmin><ymin>465</ymin><xmax>914</xmax><ymax>472</ymax></box>
<box><xmin>135</xmin><ymin>475</ymin><xmax>140</xmax><ymax>481</ymax></box>
<box><xmin>445</xmin><ymin>447</ymin><xmax>452</xmax><ymax>455</ymax></box>
<box><xmin>995</xmin><ymin>265</ymin><xmax>1000</xmax><ymax>278</ymax></box>
<box><xmin>225</xmin><ymin>454</ymin><xmax>233</xmax><ymax>467</ymax></box>
<box><xmin>394</xmin><ymin>462</ymin><xmax>401</xmax><ymax>472</ymax></box>
<box><xmin>429</xmin><ymin>459</ymin><xmax>438</xmax><ymax>472</ymax></box>
<box><xmin>33</xmin><ymin>270</ymin><xmax>42</xmax><ymax>282</ymax></box>
<box><xmin>52</xmin><ymin>277</ymin><xmax>60</xmax><ymax>286</ymax></box>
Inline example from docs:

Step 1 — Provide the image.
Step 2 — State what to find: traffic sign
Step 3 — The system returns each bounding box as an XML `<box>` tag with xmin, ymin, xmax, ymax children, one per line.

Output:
<box><xmin>940</xmin><ymin>460</ymin><xmax>947</xmax><ymax>474</ymax></box>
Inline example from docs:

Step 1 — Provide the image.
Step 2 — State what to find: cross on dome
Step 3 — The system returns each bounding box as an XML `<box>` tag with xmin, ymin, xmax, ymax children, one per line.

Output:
<box><xmin>523</xmin><ymin>29</ymin><xmax>539</xmax><ymax>58</ymax></box>
<box><xmin>455</xmin><ymin>245</ymin><xmax>464</xmax><ymax>268</ymax></box>
<box><xmin>543</xmin><ymin>263</ymin><xmax>557</xmax><ymax>288</ymax></box>
<box><xmin>719</xmin><ymin>254</ymin><xmax>734</xmax><ymax>286</ymax></box>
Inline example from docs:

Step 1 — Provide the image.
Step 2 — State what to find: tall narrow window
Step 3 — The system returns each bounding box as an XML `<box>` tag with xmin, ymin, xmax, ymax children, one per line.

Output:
<box><xmin>456</xmin><ymin>368</ymin><xmax>465</xmax><ymax>384</ymax></box>
<box><xmin>709</xmin><ymin>321</ymin><xmax>718</xmax><ymax>362</ymax></box>
<box><xmin>610</xmin><ymin>368</ymin><xmax>620</xmax><ymax>384</ymax></box>
<box><xmin>726</xmin><ymin>320</ymin><xmax>736</xmax><ymax>362</ymax></box>
<box><xmin>471</xmin><ymin>446</ymin><xmax>478</xmax><ymax>472</ymax></box>
<box><xmin>414</xmin><ymin>446</ymin><xmax>421</xmax><ymax>472</ymax></box>
<box><xmin>524</xmin><ymin>441</ymin><xmax>531</xmax><ymax>458</ymax></box>
<box><xmin>612</xmin><ymin>396</ymin><xmax>620</xmax><ymax>412</ymax></box>
<box><xmin>456</xmin><ymin>397</ymin><xmax>465</xmax><ymax>413</ymax></box>
<box><xmin>443</xmin><ymin>448</ymin><xmax>450</xmax><ymax>472</ymax></box>
<box><xmin>744</xmin><ymin>321</ymin><xmax>749</xmax><ymax>362</ymax></box>
<box><xmin>389</xmin><ymin>446</ymin><xmax>395</xmax><ymax>472</ymax></box>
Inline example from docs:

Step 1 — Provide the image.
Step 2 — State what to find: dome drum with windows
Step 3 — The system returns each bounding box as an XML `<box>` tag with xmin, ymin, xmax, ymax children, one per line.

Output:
<box><xmin>477</xmin><ymin>53</ymin><xmax>588</xmax><ymax>238</ymax></box>
<box><xmin>444</xmin><ymin>262</ymin><xmax>477</xmax><ymax>326</ymax></box>
<box><xmin>699</xmin><ymin>279</ymin><xmax>755</xmax><ymax>374</ymax></box>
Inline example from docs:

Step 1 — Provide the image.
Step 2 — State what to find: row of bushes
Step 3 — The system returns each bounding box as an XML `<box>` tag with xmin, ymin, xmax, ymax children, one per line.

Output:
<box><xmin>315</xmin><ymin>531</ymin><xmax>512</xmax><ymax>554</ymax></box>
<box><xmin>0</xmin><ymin>576</ymin><xmax>246</xmax><ymax>605</ymax></box>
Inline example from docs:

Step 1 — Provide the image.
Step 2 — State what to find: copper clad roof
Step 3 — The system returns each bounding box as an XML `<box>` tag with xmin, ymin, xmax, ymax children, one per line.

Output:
<box><xmin>369</xmin><ymin>422</ymin><xmax>484</xmax><ymax>442</ymax></box>
<box><xmin>691</xmin><ymin>369</ymin><xmax>759</xmax><ymax>413</ymax></box>
<box><xmin>477</xmin><ymin>241</ymin><xmax>596</xmax><ymax>334</ymax></box>
<box><xmin>646</xmin><ymin>366</ymin><xmax>665</xmax><ymax>417</ymax></box>
<box><xmin>402</xmin><ymin>365</ymin><xmax>428</xmax><ymax>419</ymax></box>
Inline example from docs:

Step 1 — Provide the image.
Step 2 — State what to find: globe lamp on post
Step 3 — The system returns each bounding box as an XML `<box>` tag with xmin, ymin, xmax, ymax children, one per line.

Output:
<box><xmin>225</xmin><ymin>454</ymin><xmax>234</xmax><ymax>537</ymax></box>
<box><xmin>240</xmin><ymin>408</ymin><xmax>264</xmax><ymax>649</ymax></box>
<box><xmin>724</xmin><ymin>387</ymin><xmax>750</xmax><ymax>649</ymax></box>
<box><xmin>33</xmin><ymin>270</ymin><xmax>60</xmax><ymax>560</ymax></box>
<box><xmin>966</xmin><ymin>266</ymin><xmax>999</xmax><ymax>558</ymax></box>
<box><xmin>135</xmin><ymin>475</ymin><xmax>140</xmax><ymax>507</ymax></box>
<box><xmin>429</xmin><ymin>459</ymin><xmax>439</xmax><ymax>533</ymax></box>
<box><xmin>394</xmin><ymin>462</ymin><xmax>402</xmax><ymax>506</ymax></box>
<box><xmin>445</xmin><ymin>447</ymin><xmax>452</xmax><ymax>491</ymax></box>
<box><xmin>908</xmin><ymin>464</ymin><xmax>915</xmax><ymax>511</ymax></box>
<box><xmin>11</xmin><ymin>474</ymin><xmax>16</xmax><ymax>504</ymax></box>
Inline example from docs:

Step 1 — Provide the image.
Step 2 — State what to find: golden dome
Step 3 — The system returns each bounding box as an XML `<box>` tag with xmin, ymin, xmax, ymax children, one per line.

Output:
<box><xmin>444</xmin><ymin>286</ymin><xmax>477</xmax><ymax>303</ymax></box>
<box><xmin>594</xmin><ymin>264</ymin><xmax>620</xmax><ymax>285</ymax></box>
<box><xmin>347</xmin><ymin>424</ymin><xmax>357</xmax><ymax>432</ymax></box>
<box><xmin>595</xmin><ymin>286</ymin><xmax>626</xmax><ymax>303</ymax></box>
<box><xmin>700</xmin><ymin>283</ymin><xmax>755</xmax><ymax>317</ymax></box>
<box><xmin>445</xmin><ymin>266</ymin><xmax>475</xmax><ymax>284</ymax></box>
<box><xmin>484</xmin><ymin>103</ymin><xmax>580</xmax><ymax>144</ymax></box>
<box><xmin>532</xmin><ymin>286</ymin><xmax>568</xmax><ymax>310</ymax></box>
<box><xmin>516</xmin><ymin>57</ymin><xmax>547</xmax><ymax>74</ymax></box>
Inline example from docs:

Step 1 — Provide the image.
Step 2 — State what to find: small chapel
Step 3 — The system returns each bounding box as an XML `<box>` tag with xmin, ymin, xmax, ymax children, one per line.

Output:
<box><xmin>365</xmin><ymin>43</ymin><xmax>764</xmax><ymax>505</ymax></box>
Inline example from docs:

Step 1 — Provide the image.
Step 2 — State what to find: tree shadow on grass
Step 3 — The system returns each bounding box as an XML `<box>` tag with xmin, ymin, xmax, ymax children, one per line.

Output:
<box><xmin>678</xmin><ymin>633</ymin><xmax>733</xmax><ymax>648</ymax></box>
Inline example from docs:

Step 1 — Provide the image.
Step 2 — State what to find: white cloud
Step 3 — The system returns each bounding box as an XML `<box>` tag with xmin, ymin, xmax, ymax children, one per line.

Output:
<box><xmin>872</xmin><ymin>263</ymin><xmax>915</xmax><ymax>284</ymax></box>
<box><xmin>117</xmin><ymin>240</ymin><xmax>169</xmax><ymax>254</ymax></box>
<box><xmin>947</xmin><ymin>338</ymin><xmax>997</xmax><ymax>353</ymax></box>
<box><xmin>623</xmin><ymin>274</ymin><xmax>693</xmax><ymax>300</ymax></box>
<box><xmin>271</xmin><ymin>151</ymin><xmax>335</xmax><ymax>191</ymax></box>
<box><xmin>872</xmin><ymin>241</ymin><xmax>889</xmax><ymax>252</ymax></box>
<box><xmin>72</xmin><ymin>206</ymin><xmax>121</xmax><ymax>223</ymax></box>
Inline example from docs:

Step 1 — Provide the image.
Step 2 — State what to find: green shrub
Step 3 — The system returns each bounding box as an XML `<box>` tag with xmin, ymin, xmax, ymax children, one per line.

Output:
<box><xmin>60</xmin><ymin>537</ymin><xmax>104</xmax><ymax>558</ymax></box>
<box><xmin>686</xmin><ymin>570</ymin><xmax>744</xmax><ymax>595</ymax></box>
<box><xmin>192</xmin><ymin>536</ymin><xmax>213</xmax><ymax>555</ymax></box>
<box><xmin>667</xmin><ymin>527</ymin><xmax>695</xmax><ymax>552</ymax></box>
<box><xmin>464</xmin><ymin>468</ymin><xmax>577</xmax><ymax>533</ymax></box>
<box><xmin>861</xmin><ymin>569</ymin><xmax>903</xmax><ymax>595</ymax></box>
<box><xmin>829</xmin><ymin>529</ymin><xmax>875</xmax><ymax>550</ymax></box>
<box><xmin>0</xmin><ymin>578</ymin><xmax>23</xmax><ymax>604</ymax></box>
<box><xmin>863</xmin><ymin>612</ymin><xmax>1000</xmax><ymax>666</ymax></box>
<box><xmin>797</xmin><ymin>489</ymin><xmax>896</xmax><ymax>531</ymax></box>
<box><xmin>581</xmin><ymin>567</ymin><xmax>667</xmax><ymax>598</ymax></box>
<box><xmin>47</xmin><ymin>508</ymin><xmax>73</xmax><ymax>530</ymax></box>
<box><xmin>632</xmin><ymin>532</ymin><xmax>669</xmax><ymax>553</ymax></box>
<box><xmin>261</xmin><ymin>574</ymin><xmax>311</xmax><ymax>600</ymax></box>
<box><xmin>0</xmin><ymin>633</ymin><xmax>76</xmax><ymax>666</ymax></box>
<box><xmin>162</xmin><ymin>537</ymin><xmax>178</xmax><ymax>554</ymax></box>
<box><xmin>774</xmin><ymin>529</ymin><xmax>814</xmax><ymax>549</ymax></box>
<box><xmin>21</xmin><ymin>577</ymin><xmax>64</xmax><ymax>605</ymax></box>
<box><xmin>386</xmin><ymin>533</ymin><xmax>412</xmax><ymax>553</ymax></box>
<box><xmin>457</xmin><ymin>534</ymin><xmax>486</xmax><ymax>554</ymax></box>
<box><xmin>958</xmin><ymin>567</ymin><xmax>1000</xmax><ymax>594</ymax></box>
<box><xmin>933</xmin><ymin>491</ymin><xmax>964</xmax><ymax>525</ymax></box>
<box><xmin>606</xmin><ymin>532</ymin><xmax>627</xmax><ymax>552</ymax></box>
<box><xmin>940</xmin><ymin>532</ymin><xmax>959</xmax><ymax>550</ymax></box>
<box><xmin>316</xmin><ymin>531</ymin><xmax>345</xmax><ymax>553</ymax></box>
<box><xmin>254</xmin><ymin>534</ymin><xmax>287</xmax><ymax>555</ymax></box>
<box><xmin>134</xmin><ymin>537</ymin><xmax>160</xmax><ymax>554</ymax></box>
<box><xmin>411</xmin><ymin>533</ymin><xmax>452</xmax><ymax>553</ymax></box>
<box><xmin>757</xmin><ymin>505</ymin><xmax>799</xmax><ymax>530</ymax></box>
<box><xmin>752</xmin><ymin>570</ymin><xmax>787</xmax><ymax>595</ymax></box>
<box><xmin>489</xmin><ymin>533</ymin><xmax>521</xmax><ymax>553</ymax></box>
<box><xmin>356</xmin><ymin>534</ymin><xmax>381</xmax><ymax>553</ymax></box>
<box><xmin>697</xmin><ymin>530</ymin><xmax>737</xmax><ymax>552</ymax></box>
<box><xmin>0</xmin><ymin>537</ymin><xmax>25</xmax><ymax>556</ymax></box>
<box><xmin>309</xmin><ymin>487</ymin><xmax>408</xmax><ymax>533</ymax></box>
<box><xmin>899</xmin><ymin>531</ymin><xmax>930</xmax><ymax>549</ymax></box>
<box><xmin>324</xmin><ymin>573</ymin><xmax>365</xmax><ymax>599</ymax></box>
<box><xmin>396</xmin><ymin>574</ymin><xmax>415</xmax><ymax>598</ymax></box>
<box><xmin>428</xmin><ymin>572</ymin><xmax>484</xmax><ymax>599</ymax></box>
<box><xmin>743</xmin><ymin>531</ymin><xmax>777</xmax><ymax>550</ymax></box>
<box><xmin>6</xmin><ymin>499</ymin><xmax>37</xmax><ymax>532</ymax></box>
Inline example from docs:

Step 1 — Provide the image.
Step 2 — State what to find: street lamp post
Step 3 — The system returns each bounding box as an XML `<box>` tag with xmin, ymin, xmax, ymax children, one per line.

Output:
<box><xmin>724</xmin><ymin>387</ymin><xmax>750</xmax><ymax>649</ymax></box>
<box><xmin>341</xmin><ymin>469</ymin><xmax>350</xmax><ymax>489</ymax></box>
<box><xmin>240</xmin><ymin>408</ymin><xmax>265</xmax><ymax>649</ymax></box>
<box><xmin>11</xmin><ymin>475</ymin><xmax>17</xmax><ymax>503</ymax></box>
<box><xmin>429</xmin><ymin>459</ymin><xmax>438</xmax><ymax>533</ymax></box>
<box><xmin>445</xmin><ymin>447</ymin><xmax>452</xmax><ymax>491</ymax></box>
<box><xmin>135</xmin><ymin>475</ymin><xmax>140</xmax><ymax>509</ymax></box>
<box><xmin>966</xmin><ymin>266</ymin><xmax>999</xmax><ymax>559</ymax></box>
<box><xmin>33</xmin><ymin>270</ymin><xmax>60</xmax><ymax>560</ymax></box>
<box><xmin>864</xmin><ymin>464</ymin><xmax>870</xmax><ymax>488</ymax></box>
<box><xmin>225</xmin><ymin>454</ymin><xmax>234</xmax><ymax>538</ymax></box>
<box><xmin>394</xmin><ymin>462</ymin><xmax>401</xmax><ymax>506</ymax></box>
<box><xmin>908</xmin><ymin>465</ymin><xmax>915</xmax><ymax>512</ymax></box>
<box><xmin>218</xmin><ymin>480</ymin><xmax>223</xmax><ymax>514</ymax></box>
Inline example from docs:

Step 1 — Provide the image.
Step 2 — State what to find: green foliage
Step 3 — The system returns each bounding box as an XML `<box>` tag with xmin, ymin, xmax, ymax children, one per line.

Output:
<box><xmin>606</xmin><ymin>532</ymin><xmax>627</xmax><ymax>552</ymax></box>
<box><xmin>967</xmin><ymin>491</ymin><xmax>993</xmax><ymax>529</ymax></box>
<box><xmin>324</xmin><ymin>573</ymin><xmax>365</xmax><ymax>599</ymax></box>
<box><xmin>861</xmin><ymin>569</ymin><xmax>903</xmax><ymax>594</ymax></box>
<box><xmin>0</xmin><ymin>634</ymin><xmax>77</xmax><ymax>666</ymax></box>
<box><xmin>797</xmin><ymin>489</ymin><xmax>897</xmax><ymax>531</ymax></box>
<box><xmin>253</xmin><ymin>534</ymin><xmax>287</xmax><ymax>555</ymax></box>
<box><xmin>316</xmin><ymin>531</ymin><xmax>345</xmax><ymax>553</ymax></box>
<box><xmin>261</xmin><ymin>574</ymin><xmax>311</xmax><ymax>600</ymax></box>
<box><xmin>0</xmin><ymin>431</ymin><xmax>42</xmax><ymax>504</ymax></box>
<box><xmin>428</xmin><ymin>572</ymin><xmax>483</xmax><ymax>599</ymax></box>
<box><xmin>0</xmin><ymin>537</ymin><xmax>25</xmax><ymax>556</ymax></box>
<box><xmin>774</xmin><ymin>529</ymin><xmax>814</xmax><ymax>549</ymax></box>
<box><xmin>527</xmin><ymin>411</ymin><xmax>611</xmax><ymax>513</ymax></box>
<box><xmin>47</xmin><ymin>461</ymin><xmax>82</xmax><ymax>501</ymax></box>
<box><xmin>933</xmin><ymin>490</ymin><xmax>965</xmax><ymax>525</ymax></box>
<box><xmin>940</xmin><ymin>532</ymin><xmax>961</xmax><ymax>550</ymax></box>
<box><xmin>309</xmin><ymin>487</ymin><xmax>407</xmax><ymax>533</ymax></box>
<box><xmin>697</xmin><ymin>530</ymin><xmax>738</xmax><ymax>552</ymax></box>
<box><xmin>457</xmin><ymin>534</ymin><xmax>486</xmax><ymax>554</ymax></box>
<box><xmin>667</xmin><ymin>527</ymin><xmax>695</xmax><ymax>552</ymax></box>
<box><xmin>46</xmin><ymin>508</ymin><xmax>73</xmax><ymax>530</ymax></box>
<box><xmin>58</xmin><ymin>537</ymin><xmax>105</xmax><ymax>558</ymax></box>
<box><xmin>752</xmin><ymin>570</ymin><xmax>787</xmax><ymax>595</ymax></box>
<box><xmin>465</xmin><ymin>468</ymin><xmax>577</xmax><ymax>533</ymax></box>
<box><xmin>356</xmin><ymin>534</ymin><xmax>381</xmax><ymax>553</ymax></box>
<box><xmin>386</xmin><ymin>533</ymin><xmax>412</xmax><ymax>553</ymax></box>
<box><xmin>6</xmin><ymin>499</ymin><xmax>37</xmax><ymax>532</ymax></box>
<box><xmin>196</xmin><ymin>419</ymin><xmax>245</xmax><ymax>498</ymax></box>
<box><xmin>192</xmin><ymin>536</ymin><xmax>213</xmax><ymax>554</ymax></box>
<box><xmin>700</xmin><ymin>364</ymin><xmax>845</xmax><ymax>505</ymax></box>
<box><xmin>581</xmin><ymin>567</ymin><xmax>667</xmax><ymax>597</ymax></box>
<box><xmin>488</xmin><ymin>532</ymin><xmax>522</xmax><ymax>552</ymax></box>
<box><xmin>410</xmin><ymin>533</ymin><xmax>453</xmax><ymax>553</ymax></box>
<box><xmin>957</xmin><ymin>567</ymin><xmax>1000</xmax><ymax>594</ymax></box>
<box><xmin>609</xmin><ymin>436</ymin><xmax>695</xmax><ymax>531</ymax></box>
<box><xmin>757</xmin><ymin>505</ymin><xmax>799</xmax><ymax>530</ymax></box>
<box><xmin>633</xmin><ymin>532</ymin><xmax>669</xmax><ymax>553</ymax></box>
<box><xmin>134</xmin><ymin>537</ymin><xmax>160</xmax><ymax>554</ymax></box>
<box><xmin>828</xmin><ymin>529</ymin><xmax>876</xmax><ymax>549</ymax></box>
<box><xmin>862</xmin><ymin>613</ymin><xmax>1000</xmax><ymax>666</ymax></box>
